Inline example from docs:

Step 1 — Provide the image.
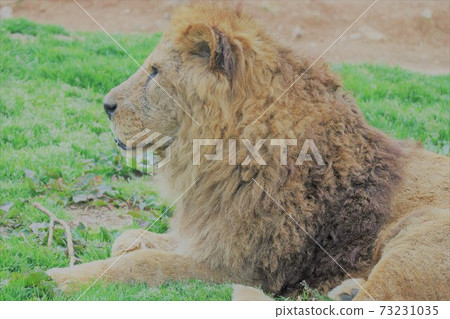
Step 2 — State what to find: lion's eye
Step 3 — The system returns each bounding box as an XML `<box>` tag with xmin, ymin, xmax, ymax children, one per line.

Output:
<box><xmin>149</xmin><ymin>66</ymin><xmax>158</xmax><ymax>79</ymax></box>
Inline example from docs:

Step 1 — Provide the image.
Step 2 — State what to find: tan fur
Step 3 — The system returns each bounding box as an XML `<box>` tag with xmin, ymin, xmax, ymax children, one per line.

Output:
<box><xmin>355</xmin><ymin>207</ymin><xmax>450</xmax><ymax>300</ymax></box>
<box><xmin>232</xmin><ymin>284</ymin><xmax>274</xmax><ymax>301</ymax></box>
<box><xmin>47</xmin><ymin>3</ymin><xmax>450</xmax><ymax>300</ymax></box>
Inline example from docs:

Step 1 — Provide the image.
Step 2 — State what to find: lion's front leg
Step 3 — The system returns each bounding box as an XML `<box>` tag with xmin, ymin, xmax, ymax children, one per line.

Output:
<box><xmin>46</xmin><ymin>258</ymin><xmax>112</xmax><ymax>291</ymax></box>
<box><xmin>47</xmin><ymin>249</ymin><xmax>226</xmax><ymax>290</ymax></box>
<box><xmin>111</xmin><ymin>229</ymin><xmax>175</xmax><ymax>257</ymax></box>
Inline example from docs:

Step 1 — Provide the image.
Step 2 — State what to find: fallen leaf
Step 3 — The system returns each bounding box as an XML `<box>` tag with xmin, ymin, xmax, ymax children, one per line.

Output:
<box><xmin>0</xmin><ymin>202</ymin><xmax>13</xmax><ymax>212</ymax></box>
<box><xmin>23</xmin><ymin>271</ymin><xmax>52</xmax><ymax>287</ymax></box>
<box><xmin>72</xmin><ymin>193</ymin><xmax>88</xmax><ymax>203</ymax></box>
<box><xmin>29</xmin><ymin>222</ymin><xmax>48</xmax><ymax>243</ymax></box>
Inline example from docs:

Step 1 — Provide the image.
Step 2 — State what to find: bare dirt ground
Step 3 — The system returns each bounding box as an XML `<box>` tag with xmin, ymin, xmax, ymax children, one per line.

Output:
<box><xmin>67</xmin><ymin>205</ymin><xmax>133</xmax><ymax>230</ymax></box>
<box><xmin>1</xmin><ymin>0</ymin><xmax>449</xmax><ymax>74</ymax></box>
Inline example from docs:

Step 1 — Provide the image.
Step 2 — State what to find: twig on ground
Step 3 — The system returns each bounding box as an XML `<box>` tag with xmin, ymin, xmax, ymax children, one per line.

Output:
<box><xmin>47</xmin><ymin>216</ymin><xmax>55</xmax><ymax>247</ymax></box>
<box><xmin>32</xmin><ymin>202</ymin><xmax>77</xmax><ymax>267</ymax></box>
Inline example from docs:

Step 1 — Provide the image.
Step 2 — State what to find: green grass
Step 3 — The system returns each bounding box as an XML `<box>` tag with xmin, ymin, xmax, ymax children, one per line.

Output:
<box><xmin>335</xmin><ymin>64</ymin><xmax>449</xmax><ymax>154</ymax></box>
<box><xmin>0</xmin><ymin>18</ymin><xmax>448</xmax><ymax>301</ymax></box>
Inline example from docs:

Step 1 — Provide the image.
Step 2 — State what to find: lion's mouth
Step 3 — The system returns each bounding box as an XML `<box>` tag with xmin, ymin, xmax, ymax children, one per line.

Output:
<box><xmin>113</xmin><ymin>137</ymin><xmax>171</xmax><ymax>154</ymax></box>
<box><xmin>114</xmin><ymin>137</ymin><xmax>157</xmax><ymax>151</ymax></box>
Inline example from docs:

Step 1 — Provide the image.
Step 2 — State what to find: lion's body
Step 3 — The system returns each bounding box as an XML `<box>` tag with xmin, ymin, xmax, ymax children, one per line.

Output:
<box><xmin>360</xmin><ymin>148</ymin><xmax>450</xmax><ymax>300</ymax></box>
<box><xmin>389</xmin><ymin>148</ymin><xmax>449</xmax><ymax>223</ymax></box>
<box><xmin>47</xmin><ymin>3</ymin><xmax>450</xmax><ymax>300</ymax></box>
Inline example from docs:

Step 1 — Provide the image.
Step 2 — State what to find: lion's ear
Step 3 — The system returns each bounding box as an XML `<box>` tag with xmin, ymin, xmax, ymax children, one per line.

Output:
<box><xmin>182</xmin><ymin>23</ymin><xmax>236</xmax><ymax>80</ymax></box>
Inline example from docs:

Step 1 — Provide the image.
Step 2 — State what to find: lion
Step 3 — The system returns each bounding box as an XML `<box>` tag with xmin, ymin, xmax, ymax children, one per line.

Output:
<box><xmin>47</xmin><ymin>3</ymin><xmax>450</xmax><ymax>301</ymax></box>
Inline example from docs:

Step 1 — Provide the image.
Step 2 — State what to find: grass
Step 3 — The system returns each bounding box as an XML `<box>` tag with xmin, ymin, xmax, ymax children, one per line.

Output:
<box><xmin>0</xmin><ymin>18</ymin><xmax>448</xmax><ymax>301</ymax></box>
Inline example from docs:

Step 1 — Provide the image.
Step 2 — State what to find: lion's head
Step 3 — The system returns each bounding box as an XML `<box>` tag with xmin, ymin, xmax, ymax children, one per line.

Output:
<box><xmin>103</xmin><ymin>4</ymin><xmax>284</xmax><ymax>154</ymax></box>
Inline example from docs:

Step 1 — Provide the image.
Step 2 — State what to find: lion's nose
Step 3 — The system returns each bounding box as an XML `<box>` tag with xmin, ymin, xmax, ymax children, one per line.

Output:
<box><xmin>103</xmin><ymin>102</ymin><xmax>117</xmax><ymax>119</ymax></box>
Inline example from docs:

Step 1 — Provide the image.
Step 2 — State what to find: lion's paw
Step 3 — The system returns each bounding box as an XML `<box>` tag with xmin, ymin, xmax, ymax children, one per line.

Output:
<box><xmin>328</xmin><ymin>278</ymin><xmax>366</xmax><ymax>301</ymax></box>
<box><xmin>232</xmin><ymin>284</ymin><xmax>274</xmax><ymax>301</ymax></box>
<box><xmin>46</xmin><ymin>267</ymin><xmax>74</xmax><ymax>291</ymax></box>
<box><xmin>46</xmin><ymin>264</ymin><xmax>99</xmax><ymax>291</ymax></box>
<box><xmin>111</xmin><ymin>230</ymin><xmax>150</xmax><ymax>257</ymax></box>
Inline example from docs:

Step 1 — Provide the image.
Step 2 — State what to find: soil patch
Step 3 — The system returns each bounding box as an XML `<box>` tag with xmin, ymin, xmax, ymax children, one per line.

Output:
<box><xmin>67</xmin><ymin>205</ymin><xmax>133</xmax><ymax>230</ymax></box>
